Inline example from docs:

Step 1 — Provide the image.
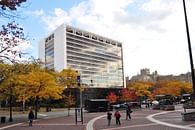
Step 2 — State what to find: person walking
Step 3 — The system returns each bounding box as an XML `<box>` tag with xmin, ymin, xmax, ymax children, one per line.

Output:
<box><xmin>28</xmin><ymin>108</ymin><xmax>35</xmax><ymax>126</ymax></box>
<box><xmin>107</xmin><ymin>111</ymin><xmax>112</xmax><ymax>126</ymax></box>
<box><xmin>126</xmin><ymin>105</ymin><xmax>132</xmax><ymax>120</ymax></box>
<box><xmin>114</xmin><ymin>110</ymin><xmax>121</xmax><ymax>125</ymax></box>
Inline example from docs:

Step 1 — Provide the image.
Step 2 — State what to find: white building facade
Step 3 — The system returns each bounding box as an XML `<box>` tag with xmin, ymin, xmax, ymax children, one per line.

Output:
<box><xmin>39</xmin><ymin>24</ymin><xmax>124</xmax><ymax>88</ymax></box>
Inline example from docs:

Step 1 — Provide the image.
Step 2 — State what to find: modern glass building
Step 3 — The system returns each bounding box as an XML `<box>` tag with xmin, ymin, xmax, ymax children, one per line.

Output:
<box><xmin>39</xmin><ymin>24</ymin><xmax>124</xmax><ymax>88</ymax></box>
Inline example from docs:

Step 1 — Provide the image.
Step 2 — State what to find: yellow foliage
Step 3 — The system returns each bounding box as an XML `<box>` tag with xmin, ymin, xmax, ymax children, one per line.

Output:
<box><xmin>58</xmin><ymin>68</ymin><xmax>78</xmax><ymax>88</ymax></box>
<box><xmin>15</xmin><ymin>70</ymin><xmax>64</xmax><ymax>101</ymax></box>
<box><xmin>127</xmin><ymin>81</ymin><xmax>153</xmax><ymax>97</ymax></box>
<box><xmin>154</xmin><ymin>81</ymin><xmax>192</xmax><ymax>96</ymax></box>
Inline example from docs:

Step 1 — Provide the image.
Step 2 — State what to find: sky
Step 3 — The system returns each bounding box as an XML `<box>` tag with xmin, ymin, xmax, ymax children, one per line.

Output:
<box><xmin>1</xmin><ymin>0</ymin><xmax>195</xmax><ymax>78</ymax></box>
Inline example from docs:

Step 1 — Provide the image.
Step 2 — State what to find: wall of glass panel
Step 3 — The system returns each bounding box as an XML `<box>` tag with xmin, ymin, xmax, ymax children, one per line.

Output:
<box><xmin>45</xmin><ymin>34</ymin><xmax>54</xmax><ymax>69</ymax></box>
<box><xmin>66</xmin><ymin>26</ymin><xmax>124</xmax><ymax>88</ymax></box>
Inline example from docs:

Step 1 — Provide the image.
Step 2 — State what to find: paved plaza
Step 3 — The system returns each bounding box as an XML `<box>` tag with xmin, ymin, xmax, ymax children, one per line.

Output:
<box><xmin>1</xmin><ymin>105</ymin><xmax>195</xmax><ymax>130</ymax></box>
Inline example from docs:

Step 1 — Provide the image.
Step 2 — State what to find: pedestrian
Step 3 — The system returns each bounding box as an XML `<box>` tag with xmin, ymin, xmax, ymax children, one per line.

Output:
<box><xmin>126</xmin><ymin>105</ymin><xmax>132</xmax><ymax>120</ymax></box>
<box><xmin>107</xmin><ymin>111</ymin><xmax>112</xmax><ymax>126</ymax></box>
<box><xmin>114</xmin><ymin>110</ymin><xmax>121</xmax><ymax>125</ymax></box>
<box><xmin>28</xmin><ymin>108</ymin><xmax>35</xmax><ymax>126</ymax></box>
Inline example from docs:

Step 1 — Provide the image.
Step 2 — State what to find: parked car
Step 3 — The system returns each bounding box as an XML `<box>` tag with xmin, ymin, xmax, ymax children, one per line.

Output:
<box><xmin>112</xmin><ymin>103</ymin><xmax>127</xmax><ymax>110</ymax></box>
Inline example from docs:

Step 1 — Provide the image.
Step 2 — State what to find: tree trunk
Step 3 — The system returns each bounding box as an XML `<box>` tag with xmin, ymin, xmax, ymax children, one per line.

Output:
<box><xmin>35</xmin><ymin>97</ymin><xmax>38</xmax><ymax>119</ymax></box>
<box><xmin>68</xmin><ymin>107</ymin><xmax>70</xmax><ymax>116</ymax></box>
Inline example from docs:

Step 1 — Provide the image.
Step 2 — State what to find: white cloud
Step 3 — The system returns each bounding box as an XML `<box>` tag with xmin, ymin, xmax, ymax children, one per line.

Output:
<box><xmin>18</xmin><ymin>40</ymin><xmax>32</xmax><ymax>51</ymax></box>
<box><xmin>26</xmin><ymin>9</ymin><xmax>44</xmax><ymax>16</ymax></box>
<box><xmin>41</xmin><ymin>8</ymin><xmax>72</xmax><ymax>31</ymax></box>
<box><xmin>29</xmin><ymin>8</ymin><xmax>72</xmax><ymax>31</ymax></box>
<box><xmin>35</xmin><ymin>0</ymin><xmax>195</xmax><ymax>78</ymax></box>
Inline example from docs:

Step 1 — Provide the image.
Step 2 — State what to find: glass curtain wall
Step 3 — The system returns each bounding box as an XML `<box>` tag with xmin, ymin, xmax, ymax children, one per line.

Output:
<box><xmin>66</xmin><ymin>26</ymin><xmax>123</xmax><ymax>88</ymax></box>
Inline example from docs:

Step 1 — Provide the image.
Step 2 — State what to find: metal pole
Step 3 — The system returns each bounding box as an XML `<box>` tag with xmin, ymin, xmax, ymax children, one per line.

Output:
<box><xmin>76</xmin><ymin>72</ymin><xmax>82</xmax><ymax>108</ymax></box>
<box><xmin>80</xmin><ymin>73</ymin><xmax>82</xmax><ymax>108</ymax></box>
<box><xmin>80</xmin><ymin>88</ymin><xmax>82</xmax><ymax>108</ymax></box>
<box><xmin>9</xmin><ymin>87</ymin><xmax>13</xmax><ymax>122</ymax></box>
<box><xmin>182</xmin><ymin>0</ymin><xmax>195</xmax><ymax>95</ymax></box>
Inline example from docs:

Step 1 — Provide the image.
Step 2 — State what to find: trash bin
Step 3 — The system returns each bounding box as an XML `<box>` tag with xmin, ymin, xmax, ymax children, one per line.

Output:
<box><xmin>1</xmin><ymin>116</ymin><xmax>6</xmax><ymax>123</ymax></box>
<box><xmin>46</xmin><ymin>107</ymin><xmax>51</xmax><ymax>112</ymax></box>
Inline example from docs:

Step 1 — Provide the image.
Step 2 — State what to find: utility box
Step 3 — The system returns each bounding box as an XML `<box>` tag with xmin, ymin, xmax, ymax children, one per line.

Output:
<box><xmin>1</xmin><ymin>116</ymin><xmax>6</xmax><ymax>123</ymax></box>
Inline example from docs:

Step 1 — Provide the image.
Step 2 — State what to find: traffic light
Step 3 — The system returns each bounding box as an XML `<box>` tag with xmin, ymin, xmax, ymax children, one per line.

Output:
<box><xmin>77</xmin><ymin>75</ymin><xmax>81</xmax><ymax>87</ymax></box>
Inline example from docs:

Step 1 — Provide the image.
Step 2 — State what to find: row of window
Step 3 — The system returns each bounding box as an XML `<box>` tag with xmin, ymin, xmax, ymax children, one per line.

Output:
<box><xmin>67</xmin><ymin>45</ymin><xmax>118</xmax><ymax>62</ymax></box>
<box><xmin>67</xmin><ymin>33</ymin><xmax>106</xmax><ymax>49</ymax></box>
<box><xmin>66</xmin><ymin>42</ymin><xmax>120</xmax><ymax>60</ymax></box>
<box><xmin>66</xmin><ymin>33</ymin><xmax>122</xmax><ymax>57</ymax></box>
<box><xmin>67</xmin><ymin>54</ymin><xmax>106</xmax><ymax>65</ymax></box>
<box><xmin>45</xmin><ymin>34</ymin><xmax>54</xmax><ymax>43</ymax></box>
<box><xmin>67</xmin><ymin>49</ymin><xmax>117</xmax><ymax>64</ymax></box>
<box><xmin>66</xmin><ymin>26</ymin><xmax>122</xmax><ymax>47</ymax></box>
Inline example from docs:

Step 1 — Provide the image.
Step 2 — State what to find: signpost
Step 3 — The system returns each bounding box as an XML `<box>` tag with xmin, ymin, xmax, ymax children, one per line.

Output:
<box><xmin>75</xmin><ymin>108</ymin><xmax>83</xmax><ymax>124</ymax></box>
<box><xmin>75</xmin><ymin>72</ymin><xmax>83</xmax><ymax>124</ymax></box>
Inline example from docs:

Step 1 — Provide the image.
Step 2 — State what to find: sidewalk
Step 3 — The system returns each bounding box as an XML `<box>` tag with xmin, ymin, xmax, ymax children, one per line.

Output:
<box><xmin>2</xmin><ymin>105</ymin><xmax>195</xmax><ymax>130</ymax></box>
<box><xmin>0</xmin><ymin>108</ymin><xmax>105</xmax><ymax>130</ymax></box>
<box><xmin>0</xmin><ymin>109</ymin><xmax>75</xmax><ymax>128</ymax></box>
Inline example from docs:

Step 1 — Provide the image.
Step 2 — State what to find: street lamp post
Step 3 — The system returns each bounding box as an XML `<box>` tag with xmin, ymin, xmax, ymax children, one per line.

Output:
<box><xmin>75</xmin><ymin>72</ymin><xmax>83</xmax><ymax>124</ymax></box>
<box><xmin>9</xmin><ymin>87</ymin><xmax>13</xmax><ymax>122</ymax></box>
<box><xmin>77</xmin><ymin>73</ymin><xmax>82</xmax><ymax>108</ymax></box>
<box><xmin>80</xmin><ymin>87</ymin><xmax>83</xmax><ymax>108</ymax></box>
<box><xmin>182</xmin><ymin>0</ymin><xmax>195</xmax><ymax>96</ymax></box>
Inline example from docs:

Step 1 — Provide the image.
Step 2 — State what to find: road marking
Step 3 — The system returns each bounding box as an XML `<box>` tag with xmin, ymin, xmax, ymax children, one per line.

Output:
<box><xmin>186</xmin><ymin>124</ymin><xmax>195</xmax><ymax>127</ymax></box>
<box><xmin>32</xmin><ymin>123</ymin><xmax>85</xmax><ymax>126</ymax></box>
<box><xmin>101</xmin><ymin>123</ymin><xmax>157</xmax><ymax>130</ymax></box>
<box><xmin>86</xmin><ymin>115</ymin><xmax>106</xmax><ymax>130</ymax></box>
<box><xmin>147</xmin><ymin>111</ymin><xmax>195</xmax><ymax>130</ymax></box>
<box><xmin>160</xmin><ymin>118</ymin><xmax>181</xmax><ymax>121</ymax></box>
<box><xmin>38</xmin><ymin>114</ymin><xmax>47</xmax><ymax>116</ymax></box>
<box><xmin>102</xmin><ymin>116</ymin><xmax>147</xmax><ymax>119</ymax></box>
<box><xmin>0</xmin><ymin>123</ymin><xmax>23</xmax><ymax>130</ymax></box>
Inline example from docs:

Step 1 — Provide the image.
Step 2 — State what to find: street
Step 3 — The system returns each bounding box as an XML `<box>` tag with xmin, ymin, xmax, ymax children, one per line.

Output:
<box><xmin>1</xmin><ymin>105</ymin><xmax>195</xmax><ymax>130</ymax></box>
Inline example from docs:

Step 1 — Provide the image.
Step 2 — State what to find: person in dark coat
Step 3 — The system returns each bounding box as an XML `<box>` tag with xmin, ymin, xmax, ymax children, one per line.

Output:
<box><xmin>126</xmin><ymin>105</ymin><xmax>132</xmax><ymax>120</ymax></box>
<box><xmin>107</xmin><ymin>111</ymin><xmax>112</xmax><ymax>126</ymax></box>
<box><xmin>28</xmin><ymin>108</ymin><xmax>35</xmax><ymax>126</ymax></box>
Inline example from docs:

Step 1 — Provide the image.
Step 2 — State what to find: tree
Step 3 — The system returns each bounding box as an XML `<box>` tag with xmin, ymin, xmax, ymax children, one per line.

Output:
<box><xmin>64</xmin><ymin>92</ymin><xmax>75</xmax><ymax>105</ymax></box>
<box><xmin>153</xmin><ymin>81</ymin><xmax>192</xmax><ymax>97</ymax></box>
<box><xmin>0</xmin><ymin>0</ymin><xmax>27</xmax><ymax>18</ymax></box>
<box><xmin>0</xmin><ymin>21</ymin><xmax>27</xmax><ymax>62</ymax></box>
<box><xmin>120</xmin><ymin>88</ymin><xmax>132</xmax><ymax>102</ymax></box>
<box><xmin>0</xmin><ymin>61</ymin><xmax>40</xmax><ymax>100</ymax></box>
<box><xmin>0</xmin><ymin>0</ymin><xmax>26</xmax><ymax>10</ymax></box>
<box><xmin>106</xmin><ymin>91</ymin><xmax>118</xmax><ymax>104</ymax></box>
<box><xmin>0</xmin><ymin>63</ymin><xmax>12</xmax><ymax>93</ymax></box>
<box><xmin>0</xmin><ymin>62</ymin><xmax>25</xmax><ymax>122</ymax></box>
<box><xmin>127</xmin><ymin>81</ymin><xmax>153</xmax><ymax>101</ymax></box>
<box><xmin>58</xmin><ymin>68</ymin><xmax>78</xmax><ymax>88</ymax></box>
<box><xmin>15</xmin><ymin>68</ymin><xmax>64</xmax><ymax>119</ymax></box>
<box><xmin>58</xmin><ymin>68</ymin><xmax>78</xmax><ymax>116</ymax></box>
<box><xmin>180</xmin><ymin>82</ymin><xmax>192</xmax><ymax>94</ymax></box>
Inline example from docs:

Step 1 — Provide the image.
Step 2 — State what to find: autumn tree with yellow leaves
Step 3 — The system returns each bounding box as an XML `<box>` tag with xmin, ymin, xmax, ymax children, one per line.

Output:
<box><xmin>58</xmin><ymin>68</ymin><xmax>78</xmax><ymax>116</ymax></box>
<box><xmin>15</xmin><ymin>63</ymin><xmax>64</xmax><ymax>119</ymax></box>
<box><xmin>127</xmin><ymin>81</ymin><xmax>153</xmax><ymax>101</ymax></box>
<box><xmin>127</xmin><ymin>80</ymin><xmax>192</xmax><ymax>102</ymax></box>
<box><xmin>153</xmin><ymin>81</ymin><xmax>192</xmax><ymax>97</ymax></box>
<box><xmin>0</xmin><ymin>63</ymin><xmax>12</xmax><ymax>99</ymax></box>
<box><xmin>0</xmin><ymin>62</ymin><xmax>41</xmax><ymax>121</ymax></box>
